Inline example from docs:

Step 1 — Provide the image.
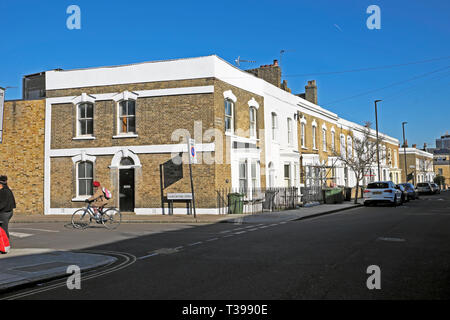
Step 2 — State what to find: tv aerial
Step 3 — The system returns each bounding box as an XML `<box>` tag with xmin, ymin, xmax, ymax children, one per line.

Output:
<box><xmin>235</xmin><ymin>56</ymin><xmax>256</xmax><ymax>67</ymax></box>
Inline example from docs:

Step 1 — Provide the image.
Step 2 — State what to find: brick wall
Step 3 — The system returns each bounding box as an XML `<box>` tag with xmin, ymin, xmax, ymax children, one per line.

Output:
<box><xmin>0</xmin><ymin>99</ymin><xmax>45</xmax><ymax>215</ymax></box>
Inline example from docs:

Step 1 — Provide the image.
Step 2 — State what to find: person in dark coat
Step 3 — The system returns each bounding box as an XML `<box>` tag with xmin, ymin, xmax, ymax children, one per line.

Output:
<box><xmin>0</xmin><ymin>175</ymin><xmax>16</xmax><ymax>238</ymax></box>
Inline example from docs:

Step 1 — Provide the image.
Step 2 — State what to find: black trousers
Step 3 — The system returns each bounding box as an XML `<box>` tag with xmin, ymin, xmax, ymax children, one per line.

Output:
<box><xmin>0</xmin><ymin>211</ymin><xmax>13</xmax><ymax>238</ymax></box>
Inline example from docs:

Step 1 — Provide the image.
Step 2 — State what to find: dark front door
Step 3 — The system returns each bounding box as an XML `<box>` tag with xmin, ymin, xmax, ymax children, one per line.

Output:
<box><xmin>120</xmin><ymin>169</ymin><xmax>135</xmax><ymax>212</ymax></box>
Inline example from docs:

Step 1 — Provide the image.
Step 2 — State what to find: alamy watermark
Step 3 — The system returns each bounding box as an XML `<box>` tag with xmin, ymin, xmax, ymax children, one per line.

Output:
<box><xmin>366</xmin><ymin>5</ymin><xmax>381</xmax><ymax>30</ymax></box>
<box><xmin>66</xmin><ymin>5</ymin><xmax>81</xmax><ymax>30</ymax></box>
<box><xmin>366</xmin><ymin>265</ymin><xmax>381</xmax><ymax>290</ymax></box>
<box><xmin>66</xmin><ymin>265</ymin><xmax>81</xmax><ymax>290</ymax></box>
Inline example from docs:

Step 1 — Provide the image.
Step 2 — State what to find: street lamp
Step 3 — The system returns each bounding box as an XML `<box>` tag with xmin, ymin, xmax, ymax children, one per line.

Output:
<box><xmin>374</xmin><ymin>100</ymin><xmax>382</xmax><ymax>180</ymax></box>
<box><xmin>402</xmin><ymin>122</ymin><xmax>408</xmax><ymax>183</ymax></box>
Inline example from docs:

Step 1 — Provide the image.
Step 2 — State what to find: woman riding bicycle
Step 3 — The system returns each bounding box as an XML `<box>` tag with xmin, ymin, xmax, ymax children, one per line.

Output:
<box><xmin>85</xmin><ymin>181</ymin><xmax>108</xmax><ymax>218</ymax></box>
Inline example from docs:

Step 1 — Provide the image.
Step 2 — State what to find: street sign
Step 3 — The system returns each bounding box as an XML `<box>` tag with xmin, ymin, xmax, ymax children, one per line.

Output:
<box><xmin>0</xmin><ymin>87</ymin><xmax>4</xmax><ymax>144</ymax></box>
<box><xmin>188</xmin><ymin>138</ymin><xmax>197</xmax><ymax>164</ymax></box>
<box><xmin>167</xmin><ymin>193</ymin><xmax>193</xmax><ymax>200</ymax></box>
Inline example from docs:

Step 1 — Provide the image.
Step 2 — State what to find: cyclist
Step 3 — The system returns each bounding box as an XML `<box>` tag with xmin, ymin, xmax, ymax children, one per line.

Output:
<box><xmin>85</xmin><ymin>181</ymin><xmax>109</xmax><ymax>219</ymax></box>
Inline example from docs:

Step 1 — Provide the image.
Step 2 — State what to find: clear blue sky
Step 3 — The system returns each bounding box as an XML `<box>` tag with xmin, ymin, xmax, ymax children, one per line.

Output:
<box><xmin>1</xmin><ymin>0</ymin><xmax>449</xmax><ymax>147</ymax></box>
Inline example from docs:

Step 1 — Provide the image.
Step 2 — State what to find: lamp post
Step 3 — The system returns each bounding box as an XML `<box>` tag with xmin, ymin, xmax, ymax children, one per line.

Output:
<box><xmin>374</xmin><ymin>100</ymin><xmax>382</xmax><ymax>180</ymax></box>
<box><xmin>402</xmin><ymin>122</ymin><xmax>408</xmax><ymax>183</ymax></box>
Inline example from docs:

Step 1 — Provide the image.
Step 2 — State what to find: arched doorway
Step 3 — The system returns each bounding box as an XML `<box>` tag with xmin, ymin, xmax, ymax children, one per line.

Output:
<box><xmin>119</xmin><ymin>157</ymin><xmax>135</xmax><ymax>212</ymax></box>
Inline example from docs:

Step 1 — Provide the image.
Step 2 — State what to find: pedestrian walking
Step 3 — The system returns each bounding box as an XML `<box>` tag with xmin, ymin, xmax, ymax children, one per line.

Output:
<box><xmin>0</xmin><ymin>176</ymin><xmax>16</xmax><ymax>239</ymax></box>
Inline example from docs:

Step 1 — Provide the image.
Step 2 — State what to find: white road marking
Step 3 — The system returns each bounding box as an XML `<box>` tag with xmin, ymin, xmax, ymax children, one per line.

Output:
<box><xmin>9</xmin><ymin>232</ymin><xmax>33</xmax><ymax>239</ymax></box>
<box><xmin>206</xmin><ymin>238</ymin><xmax>219</xmax><ymax>242</ymax></box>
<box><xmin>11</xmin><ymin>228</ymin><xmax>60</xmax><ymax>233</ymax></box>
<box><xmin>188</xmin><ymin>241</ymin><xmax>203</xmax><ymax>246</ymax></box>
<box><xmin>377</xmin><ymin>237</ymin><xmax>406</xmax><ymax>242</ymax></box>
<box><xmin>248</xmin><ymin>228</ymin><xmax>259</xmax><ymax>232</ymax></box>
<box><xmin>234</xmin><ymin>231</ymin><xmax>247</xmax><ymax>235</ymax></box>
<box><xmin>223</xmin><ymin>234</ymin><xmax>234</xmax><ymax>238</ymax></box>
<box><xmin>138</xmin><ymin>252</ymin><xmax>159</xmax><ymax>260</ymax></box>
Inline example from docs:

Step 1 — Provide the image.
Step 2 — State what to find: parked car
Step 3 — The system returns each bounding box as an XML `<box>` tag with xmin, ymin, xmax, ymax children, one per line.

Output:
<box><xmin>363</xmin><ymin>181</ymin><xmax>403</xmax><ymax>206</ymax></box>
<box><xmin>396</xmin><ymin>184</ymin><xmax>408</xmax><ymax>203</ymax></box>
<box><xmin>416</xmin><ymin>182</ymin><xmax>433</xmax><ymax>194</ymax></box>
<box><xmin>398</xmin><ymin>183</ymin><xmax>419</xmax><ymax>200</ymax></box>
<box><xmin>431</xmin><ymin>183</ymin><xmax>441</xmax><ymax>194</ymax></box>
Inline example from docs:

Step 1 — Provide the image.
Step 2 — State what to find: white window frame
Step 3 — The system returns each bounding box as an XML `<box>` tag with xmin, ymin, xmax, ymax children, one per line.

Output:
<box><xmin>284</xmin><ymin>163</ymin><xmax>292</xmax><ymax>187</ymax></box>
<box><xmin>312</xmin><ymin>125</ymin><xmax>318</xmax><ymax>150</ymax></box>
<box><xmin>117</xmin><ymin>99</ymin><xmax>137</xmax><ymax>136</ymax></box>
<box><xmin>249</xmin><ymin>106</ymin><xmax>257</xmax><ymax>138</ymax></box>
<box><xmin>225</xmin><ymin>99</ymin><xmax>235</xmax><ymax>134</ymax></box>
<box><xmin>76</xmin><ymin>161</ymin><xmax>94</xmax><ymax>198</ymax></box>
<box><xmin>272</xmin><ymin>112</ymin><xmax>278</xmax><ymax>141</ymax></box>
<box><xmin>287</xmin><ymin>118</ymin><xmax>293</xmax><ymax>146</ymax></box>
<box><xmin>322</xmin><ymin>127</ymin><xmax>327</xmax><ymax>152</ymax></box>
<box><xmin>331</xmin><ymin>129</ymin><xmax>335</xmax><ymax>152</ymax></box>
<box><xmin>76</xmin><ymin>102</ymin><xmax>94</xmax><ymax>138</ymax></box>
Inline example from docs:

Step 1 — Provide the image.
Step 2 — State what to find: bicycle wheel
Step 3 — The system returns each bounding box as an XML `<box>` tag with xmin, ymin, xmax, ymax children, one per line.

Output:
<box><xmin>102</xmin><ymin>208</ymin><xmax>122</xmax><ymax>230</ymax></box>
<box><xmin>72</xmin><ymin>208</ymin><xmax>92</xmax><ymax>229</ymax></box>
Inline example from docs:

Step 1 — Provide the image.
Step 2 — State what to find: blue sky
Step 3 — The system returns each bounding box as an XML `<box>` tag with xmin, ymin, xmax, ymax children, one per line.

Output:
<box><xmin>1</xmin><ymin>0</ymin><xmax>449</xmax><ymax>146</ymax></box>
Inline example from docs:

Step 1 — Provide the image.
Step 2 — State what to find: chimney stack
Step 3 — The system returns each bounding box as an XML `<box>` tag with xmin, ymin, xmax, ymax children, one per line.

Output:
<box><xmin>304</xmin><ymin>80</ymin><xmax>318</xmax><ymax>105</ymax></box>
<box><xmin>246</xmin><ymin>60</ymin><xmax>282</xmax><ymax>89</ymax></box>
<box><xmin>412</xmin><ymin>144</ymin><xmax>417</xmax><ymax>148</ymax></box>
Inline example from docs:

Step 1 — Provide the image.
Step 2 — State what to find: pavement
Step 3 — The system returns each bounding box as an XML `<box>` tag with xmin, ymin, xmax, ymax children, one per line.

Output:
<box><xmin>1</xmin><ymin>201</ymin><xmax>361</xmax><ymax>294</ymax></box>
<box><xmin>0</xmin><ymin>249</ymin><xmax>116</xmax><ymax>292</ymax></box>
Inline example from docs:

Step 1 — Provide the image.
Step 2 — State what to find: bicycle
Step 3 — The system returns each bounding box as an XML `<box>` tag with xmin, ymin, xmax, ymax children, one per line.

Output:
<box><xmin>72</xmin><ymin>203</ymin><xmax>122</xmax><ymax>230</ymax></box>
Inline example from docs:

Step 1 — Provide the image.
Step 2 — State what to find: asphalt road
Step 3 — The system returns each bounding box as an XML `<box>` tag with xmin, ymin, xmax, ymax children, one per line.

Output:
<box><xmin>3</xmin><ymin>192</ymin><xmax>450</xmax><ymax>300</ymax></box>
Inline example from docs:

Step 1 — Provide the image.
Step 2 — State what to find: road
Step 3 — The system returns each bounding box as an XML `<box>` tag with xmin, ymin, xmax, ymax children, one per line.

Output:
<box><xmin>2</xmin><ymin>192</ymin><xmax>450</xmax><ymax>300</ymax></box>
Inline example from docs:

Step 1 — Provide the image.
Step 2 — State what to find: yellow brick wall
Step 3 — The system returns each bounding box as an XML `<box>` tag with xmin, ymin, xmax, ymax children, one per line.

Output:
<box><xmin>0</xmin><ymin>99</ymin><xmax>45</xmax><ymax>215</ymax></box>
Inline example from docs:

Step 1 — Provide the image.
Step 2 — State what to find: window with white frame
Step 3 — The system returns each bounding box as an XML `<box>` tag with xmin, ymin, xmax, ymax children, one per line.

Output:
<box><xmin>268</xmin><ymin>162</ymin><xmax>275</xmax><ymax>188</ymax></box>
<box><xmin>77</xmin><ymin>103</ymin><xmax>94</xmax><ymax>137</ymax></box>
<box><xmin>301</xmin><ymin>123</ymin><xmax>306</xmax><ymax>148</ymax></box>
<box><xmin>312</xmin><ymin>124</ymin><xmax>317</xmax><ymax>149</ymax></box>
<box><xmin>225</xmin><ymin>99</ymin><xmax>234</xmax><ymax>133</ymax></box>
<box><xmin>322</xmin><ymin>128</ymin><xmax>327</xmax><ymax>152</ymax></box>
<box><xmin>340</xmin><ymin>134</ymin><xmax>346</xmax><ymax>157</ymax></box>
<box><xmin>272</xmin><ymin>113</ymin><xmax>278</xmax><ymax>141</ymax></box>
<box><xmin>119</xmin><ymin>100</ymin><xmax>136</xmax><ymax>134</ymax></box>
<box><xmin>251</xmin><ymin>161</ymin><xmax>258</xmax><ymax>190</ymax></box>
<box><xmin>284</xmin><ymin>163</ymin><xmax>291</xmax><ymax>187</ymax></box>
<box><xmin>77</xmin><ymin>161</ymin><xmax>94</xmax><ymax>197</ymax></box>
<box><xmin>347</xmin><ymin>136</ymin><xmax>353</xmax><ymax>158</ymax></box>
<box><xmin>331</xmin><ymin>130</ymin><xmax>335</xmax><ymax>152</ymax></box>
<box><xmin>239</xmin><ymin>161</ymin><xmax>248</xmax><ymax>190</ymax></box>
<box><xmin>287</xmin><ymin>118</ymin><xmax>293</xmax><ymax>145</ymax></box>
<box><xmin>249</xmin><ymin>107</ymin><xmax>257</xmax><ymax>138</ymax></box>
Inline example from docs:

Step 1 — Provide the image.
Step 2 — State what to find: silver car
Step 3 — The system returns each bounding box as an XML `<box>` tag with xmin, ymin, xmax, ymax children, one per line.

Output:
<box><xmin>416</xmin><ymin>182</ymin><xmax>433</xmax><ymax>194</ymax></box>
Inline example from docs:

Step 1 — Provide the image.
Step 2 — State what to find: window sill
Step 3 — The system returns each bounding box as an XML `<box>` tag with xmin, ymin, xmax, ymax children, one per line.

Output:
<box><xmin>73</xmin><ymin>136</ymin><xmax>96</xmax><ymax>141</ymax></box>
<box><xmin>113</xmin><ymin>134</ymin><xmax>139</xmax><ymax>139</ymax></box>
<box><xmin>72</xmin><ymin>196</ymin><xmax>90</xmax><ymax>202</ymax></box>
<box><xmin>301</xmin><ymin>146</ymin><xmax>308</xmax><ymax>150</ymax></box>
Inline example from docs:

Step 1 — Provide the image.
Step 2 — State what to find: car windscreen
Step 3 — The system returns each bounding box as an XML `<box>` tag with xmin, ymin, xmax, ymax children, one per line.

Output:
<box><xmin>367</xmin><ymin>183</ymin><xmax>389</xmax><ymax>189</ymax></box>
<box><xmin>417</xmin><ymin>183</ymin><xmax>429</xmax><ymax>187</ymax></box>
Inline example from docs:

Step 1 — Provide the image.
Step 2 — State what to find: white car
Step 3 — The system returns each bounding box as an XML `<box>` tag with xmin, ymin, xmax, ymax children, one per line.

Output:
<box><xmin>363</xmin><ymin>181</ymin><xmax>403</xmax><ymax>206</ymax></box>
<box><xmin>416</xmin><ymin>182</ymin><xmax>433</xmax><ymax>194</ymax></box>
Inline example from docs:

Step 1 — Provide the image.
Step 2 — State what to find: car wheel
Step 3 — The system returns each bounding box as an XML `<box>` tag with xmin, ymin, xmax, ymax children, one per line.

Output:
<box><xmin>392</xmin><ymin>195</ymin><xmax>397</xmax><ymax>207</ymax></box>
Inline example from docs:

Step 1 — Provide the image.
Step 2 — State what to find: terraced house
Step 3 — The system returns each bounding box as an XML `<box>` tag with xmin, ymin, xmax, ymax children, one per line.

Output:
<box><xmin>0</xmin><ymin>55</ymin><xmax>401</xmax><ymax>215</ymax></box>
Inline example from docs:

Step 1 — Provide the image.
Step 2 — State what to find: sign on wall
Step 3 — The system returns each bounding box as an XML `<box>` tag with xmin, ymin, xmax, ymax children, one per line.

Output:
<box><xmin>0</xmin><ymin>87</ymin><xmax>5</xmax><ymax>144</ymax></box>
<box><xmin>188</xmin><ymin>138</ymin><xmax>197</xmax><ymax>164</ymax></box>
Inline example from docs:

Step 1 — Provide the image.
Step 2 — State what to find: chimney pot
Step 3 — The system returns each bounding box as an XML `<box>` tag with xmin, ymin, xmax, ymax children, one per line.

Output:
<box><xmin>412</xmin><ymin>144</ymin><xmax>417</xmax><ymax>148</ymax></box>
<box><xmin>273</xmin><ymin>60</ymin><xmax>279</xmax><ymax>66</ymax></box>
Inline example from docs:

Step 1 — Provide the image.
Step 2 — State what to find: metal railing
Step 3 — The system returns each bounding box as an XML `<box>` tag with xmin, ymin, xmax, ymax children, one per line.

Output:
<box><xmin>216</xmin><ymin>187</ymin><xmax>300</xmax><ymax>214</ymax></box>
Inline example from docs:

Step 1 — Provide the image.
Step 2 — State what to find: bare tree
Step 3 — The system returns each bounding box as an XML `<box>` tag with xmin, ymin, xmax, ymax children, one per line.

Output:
<box><xmin>330</xmin><ymin>122</ymin><xmax>386</xmax><ymax>204</ymax></box>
